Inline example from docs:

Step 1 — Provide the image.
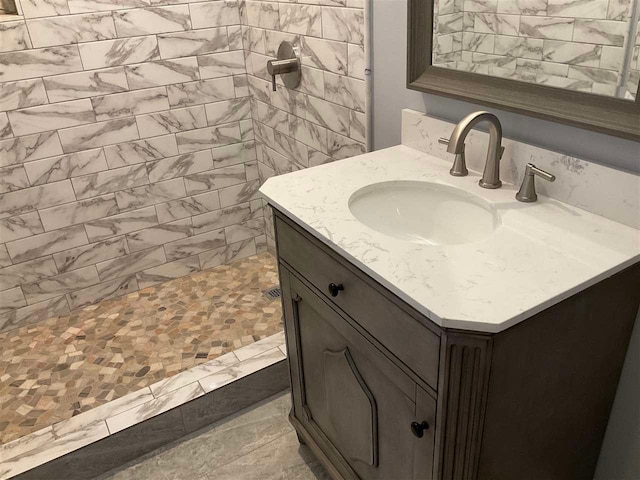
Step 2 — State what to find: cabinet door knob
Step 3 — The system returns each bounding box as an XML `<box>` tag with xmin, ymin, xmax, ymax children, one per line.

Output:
<box><xmin>411</xmin><ymin>421</ymin><xmax>430</xmax><ymax>438</ymax></box>
<box><xmin>328</xmin><ymin>283</ymin><xmax>344</xmax><ymax>297</ymax></box>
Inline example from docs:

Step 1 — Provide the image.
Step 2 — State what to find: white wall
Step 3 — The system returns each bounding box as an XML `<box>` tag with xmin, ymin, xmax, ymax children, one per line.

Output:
<box><xmin>371</xmin><ymin>1</ymin><xmax>640</xmax><ymax>477</ymax></box>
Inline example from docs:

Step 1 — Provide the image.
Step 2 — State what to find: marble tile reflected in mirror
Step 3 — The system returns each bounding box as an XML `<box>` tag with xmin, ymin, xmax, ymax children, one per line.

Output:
<box><xmin>431</xmin><ymin>0</ymin><xmax>640</xmax><ymax>100</ymax></box>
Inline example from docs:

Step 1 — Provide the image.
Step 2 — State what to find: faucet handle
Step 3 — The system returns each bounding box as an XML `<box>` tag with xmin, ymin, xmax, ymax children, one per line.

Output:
<box><xmin>516</xmin><ymin>163</ymin><xmax>555</xmax><ymax>202</ymax></box>
<box><xmin>439</xmin><ymin>138</ymin><xmax>468</xmax><ymax>177</ymax></box>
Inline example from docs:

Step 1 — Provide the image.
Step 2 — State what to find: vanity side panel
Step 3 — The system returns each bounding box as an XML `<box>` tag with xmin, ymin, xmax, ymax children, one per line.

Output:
<box><xmin>477</xmin><ymin>263</ymin><xmax>640</xmax><ymax>480</ymax></box>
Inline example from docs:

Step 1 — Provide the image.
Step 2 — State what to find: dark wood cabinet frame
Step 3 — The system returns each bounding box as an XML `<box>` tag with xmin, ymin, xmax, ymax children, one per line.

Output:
<box><xmin>406</xmin><ymin>0</ymin><xmax>640</xmax><ymax>140</ymax></box>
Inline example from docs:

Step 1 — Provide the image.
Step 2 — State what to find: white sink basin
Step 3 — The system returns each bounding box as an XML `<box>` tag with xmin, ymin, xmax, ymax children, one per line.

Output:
<box><xmin>348</xmin><ymin>181</ymin><xmax>501</xmax><ymax>245</ymax></box>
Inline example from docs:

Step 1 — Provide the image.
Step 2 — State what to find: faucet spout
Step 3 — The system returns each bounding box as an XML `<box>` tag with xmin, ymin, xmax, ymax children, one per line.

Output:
<box><xmin>447</xmin><ymin>111</ymin><xmax>503</xmax><ymax>189</ymax></box>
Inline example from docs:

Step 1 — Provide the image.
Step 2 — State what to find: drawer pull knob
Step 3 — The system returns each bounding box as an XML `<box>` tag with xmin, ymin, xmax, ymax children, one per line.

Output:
<box><xmin>410</xmin><ymin>421</ymin><xmax>430</xmax><ymax>438</ymax></box>
<box><xmin>328</xmin><ymin>283</ymin><xmax>344</xmax><ymax>297</ymax></box>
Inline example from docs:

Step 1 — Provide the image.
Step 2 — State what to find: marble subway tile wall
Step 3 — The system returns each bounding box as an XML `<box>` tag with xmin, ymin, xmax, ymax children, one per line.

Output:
<box><xmin>0</xmin><ymin>0</ymin><xmax>264</xmax><ymax>333</ymax></box>
<box><xmin>241</xmin><ymin>0</ymin><xmax>368</xmax><ymax>249</ymax></box>
<box><xmin>433</xmin><ymin>0</ymin><xmax>637</xmax><ymax>96</ymax></box>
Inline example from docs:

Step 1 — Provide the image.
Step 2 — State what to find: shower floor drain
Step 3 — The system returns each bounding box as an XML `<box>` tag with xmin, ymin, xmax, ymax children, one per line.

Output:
<box><xmin>263</xmin><ymin>287</ymin><xmax>282</xmax><ymax>300</ymax></box>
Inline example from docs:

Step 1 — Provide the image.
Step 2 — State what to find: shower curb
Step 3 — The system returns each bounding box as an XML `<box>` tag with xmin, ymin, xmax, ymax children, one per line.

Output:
<box><xmin>1</xmin><ymin>333</ymin><xmax>288</xmax><ymax>480</ymax></box>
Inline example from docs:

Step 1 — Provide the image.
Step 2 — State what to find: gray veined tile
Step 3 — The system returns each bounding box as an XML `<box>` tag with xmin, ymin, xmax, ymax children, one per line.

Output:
<box><xmin>91</xmin><ymin>86</ymin><xmax>170</xmax><ymax>121</ymax></box>
<box><xmin>157</xmin><ymin>27</ymin><xmax>229</xmax><ymax>59</ymax></box>
<box><xmin>573</xmin><ymin>19</ymin><xmax>627</xmax><ymax>47</ymax></box>
<box><xmin>26</xmin><ymin>12</ymin><xmax>117</xmax><ymax>48</ymax></box>
<box><xmin>114</xmin><ymin>5</ymin><xmax>191</xmax><ymax>37</ymax></box>
<box><xmin>126</xmin><ymin>218</ymin><xmax>192</xmax><ymax>252</ymax></box>
<box><xmin>0</xmin><ymin>295</ymin><xmax>70</xmax><ymax>334</ymax></box>
<box><xmin>273</xmin><ymin>130</ymin><xmax>309</xmax><ymax>166</ymax></box>
<box><xmin>53</xmin><ymin>236</ymin><xmax>128</xmax><ymax>273</ymax></box>
<box><xmin>167</xmin><ymin>77</ymin><xmax>236</xmax><ymax>108</ymax></box>
<box><xmin>39</xmin><ymin>194</ymin><xmax>119</xmax><ymax>231</ymax></box>
<box><xmin>542</xmin><ymin>40</ymin><xmax>602</xmax><ymax>67</ymax></box>
<box><xmin>176</xmin><ymin>122</ymin><xmax>242</xmax><ymax>154</ymax></box>
<box><xmin>103</xmin><ymin>134</ymin><xmax>179</xmax><ymax>168</ymax></box>
<box><xmin>224</xmin><ymin>217</ymin><xmax>264</xmax><ymax>243</ymax></box>
<box><xmin>600</xmin><ymin>45</ymin><xmax>624</xmax><ymax>70</ymax></box>
<box><xmin>347</xmin><ymin>43</ymin><xmax>364</xmax><ymax>79</ymax></box>
<box><xmin>198</xmin><ymin>50</ymin><xmax>246</xmax><ymax>79</ymax></box>
<box><xmin>327</xmin><ymin>130</ymin><xmax>365</xmax><ymax>160</ymax></box>
<box><xmin>146</xmin><ymin>149</ymin><xmax>213</xmax><ymax>183</ymax></box>
<box><xmin>496</xmin><ymin>0</ymin><xmax>547</xmax><ymax>14</ymax></box>
<box><xmin>66</xmin><ymin>274</ymin><xmax>138</xmax><ymax>310</ymax></box>
<box><xmin>137</xmin><ymin>105</ymin><xmax>207</xmax><ymax>138</ymax></box>
<box><xmin>247</xmin><ymin>75</ymin><xmax>272</xmax><ymax>104</ymax></box>
<box><xmin>0</xmin><ymin>256</ymin><xmax>57</xmax><ymax>291</ymax></box>
<box><xmin>20</xmin><ymin>0</ymin><xmax>70</xmax><ymax>18</ymax></box>
<box><xmin>84</xmin><ymin>205</ymin><xmax>158</xmax><ymax>242</ymax></box>
<box><xmin>125</xmin><ymin>57</ymin><xmax>200</xmax><ymax>90</ymax></box>
<box><xmin>462</xmin><ymin>32</ymin><xmax>495</xmax><ymax>53</ymax></box>
<box><xmin>257</xmin><ymin>101</ymin><xmax>289</xmax><ymax>134</ymax></box>
<box><xmin>0</xmin><ymin>45</ymin><xmax>83</xmax><ymax>83</ymax></box>
<box><xmin>72</xmin><ymin>164</ymin><xmax>149</xmax><ymax>199</ymax></box>
<box><xmin>95</xmin><ymin>244</ymin><xmax>166</xmax><ymax>281</ymax></box>
<box><xmin>43</xmin><ymin>67</ymin><xmax>129</xmax><ymax>103</ymax></box>
<box><xmin>349</xmin><ymin>110</ymin><xmax>366</xmax><ymax>143</ymax></box>
<box><xmin>239</xmin><ymin>119</ymin><xmax>254</xmax><ymax>141</ymax></box>
<box><xmin>21</xmin><ymin>265</ymin><xmax>100</xmax><ymax>304</ymax></box>
<box><xmin>192</xmin><ymin>202</ymin><xmax>252</xmax><ymax>235</ymax></box>
<box><xmin>308</xmin><ymin>148</ymin><xmax>332</xmax><ymax>167</ymax></box>
<box><xmin>211</xmin><ymin>141</ymin><xmax>257</xmax><ymax>168</ymax></box>
<box><xmin>6</xmin><ymin>224</ymin><xmax>88</xmax><ymax>264</ymax></box>
<box><xmin>321</xmin><ymin>7</ymin><xmax>364</xmax><ymax>44</ymax></box>
<box><xmin>190</xmin><ymin>0</ymin><xmax>241</xmax><ymax>29</ymax></box>
<box><xmin>0</xmin><ymin>211</ymin><xmax>44</xmax><ymax>243</ymax></box>
<box><xmin>183</xmin><ymin>163</ymin><xmax>246</xmax><ymax>195</ymax></box>
<box><xmin>568</xmin><ymin>65</ymin><xmax>619</xmax><ymax>85</ymax></box>
<box><xmin>519</xmin><ymin>15</ymin><xmax>575</xmax><ymax>41</ymax></box>
<box><xmin>0</xmin><ymin>244</ymin><xmax>12</xmax><ymax>267</ymax></box>
<box><xmin>297</xmin><ymin>65</ymin><xmax>325</xmax><ymax>97</ymax></box>
<box><xmin>58</xmin><ymin>117</ymin><xmax>140</xmax><ymax>154</ymax></box>
<box><xmin>8</xmin><ymin>99</ymin><xmax>97</xmax><ymax>137</ymax></box>
<box><xmin>234</xmin><ymin>331</ymin><xmax>285</xmax><ymax>362</ymax></box>
<box><xmin>0</xmin><ymin>79</ymin><xmax>48</xmax><ymax>113</ymax></box>
<box><xmin>0</xmin><ymin>165</ymin><xmax>29</xmax><ymax>194</ymax></box>
<box><xmin>107</xmin><ymin>381</ymin><xmax>204</xmax><ymax>434</ymax></box>
<box><xmin>607</xmin><ymin>0</ymin><xmax>632</xmax><ymax>20</ymax></box>
<box><xmin>23</xmin><ymin>148</ymin><xmax>108</xmax><ymax>186</ymax></box>
<box><xmin>114</xmin><ymin>177</ymin><xmax>186</xmax><ymax>211</ymax></box>
<box><xmin>289</xmin><ymin>115</ymin><xmax>327</xmax><ymax>153</ymax></box>
<box><xmin>136</xmin><ymin>254</ymin><xmax>200</xmax><ymax>289</ymax></box>
<box><xmin>473</xmin><ymin>12</ymin><xmax>520</xmax><ymax>36</ymax></box>
<box><xmin>305</xmin><ymin>95</ymin><xmax>350</xmax><ymax>136</ymax></box>
<box><xmin>78</xmin><ymin>35</ymin><xmax>160</xmax><ymax>70</ymax></box>
<box><xmin>155</xmin><ymin>190</ymin><xmax>221</xmax><ymax>223</ymax></box>
<box><xmin>205</xmin><ymin>97</ymin><xmax>251</xmax><ymax>125</ymax></box>
<box><xmin>234</xmin><ymin>73</ymin><xmax>250</xmax><ymax>98</ymax></box>
<box><xmin>0</xmin><ymin>21</ymin><xmax>32</xmax><ymax>53</ymax></box>
<box><xmin>301</xmin><ymin>36</ymin><xmax>346</xmax><ymax>75</ymax></box>
<box><xmin>547</xmin><ymin>0</ymin><xmax>608</xmax><ymax>18</ymax></box>
<box><xmin>228</xmin><ymin>24</ymin><xmax>243</xmax><ymax>50</ymax></box>
<box><xmin>280</xmin><ymin>4</ymin><xmax>321</xmax><ymax>36</ymax></box>
<box><xmin>199</xmin><ymin>237</ymin><xmax>256</xmax><ymax>269</ymax></box>
<box><xmin>67</xmin><ymin>0</ymin><xmax>151</xmax><ymax>14</ymax></box>
<box><xmin>0</xmin><ymin>180</ymin><xmax>75</xmax><ymax>219</ymax></box>
<box><xmin>0</xmin><ymin>287</ymin><xmax>27</xmax><ymax>314</ymax></box>
<box><xmin>246</xmin><ymin>1</ymin><xmax>279</xmax><ymax>30</ymax></box>
<box><xmin>163</xmin><ymin>227</ymin><xmax>225</xmax><ymax>261</ymax></box>
<box><xmin>494</xmin><ymin>35</ymin><xmax>543</xmax><ymax>59</ymax></box>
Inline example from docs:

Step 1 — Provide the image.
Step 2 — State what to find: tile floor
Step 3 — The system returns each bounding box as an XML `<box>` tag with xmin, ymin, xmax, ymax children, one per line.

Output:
<box><xmin>0</xmin><ymin>253</ymin><xmax>283</xmax><ymax>445</ymax></box>
<box><xmin>98</xmin><ymin>392</ymin><xmax>329</xmax><ymax>480</ymax></box>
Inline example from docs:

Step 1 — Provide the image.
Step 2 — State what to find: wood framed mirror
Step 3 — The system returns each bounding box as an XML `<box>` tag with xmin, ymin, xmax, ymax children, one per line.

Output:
<box><xmin>407</xmin><ymin>0</ymin><xmax>640</xmax><ymax>140</ymax></box>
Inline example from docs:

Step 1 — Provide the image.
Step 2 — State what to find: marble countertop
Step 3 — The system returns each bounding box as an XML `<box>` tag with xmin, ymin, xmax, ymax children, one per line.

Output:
<box><xmin>259</xmin><ymin>145</ymin><xmax>640</xmax><ymax>333</ymax></box>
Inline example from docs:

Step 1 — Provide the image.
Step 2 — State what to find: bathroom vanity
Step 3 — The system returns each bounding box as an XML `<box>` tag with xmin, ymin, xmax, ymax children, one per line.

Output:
<box><xmin>259</xmin><ymin>129</ymin><xmax>640</xmax><ymax>480</ymax></box>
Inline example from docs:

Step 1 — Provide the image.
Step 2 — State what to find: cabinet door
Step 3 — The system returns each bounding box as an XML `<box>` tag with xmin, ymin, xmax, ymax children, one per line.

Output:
<box><xmin>282</xmin><ymin>269</ymin><xmax>435</xmax><ymax>480</ymax></box>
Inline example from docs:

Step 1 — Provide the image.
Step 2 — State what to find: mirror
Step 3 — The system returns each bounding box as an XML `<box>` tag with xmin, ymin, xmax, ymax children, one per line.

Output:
<box><xmin>407</xmin><ymin>0</ymin><xmax>640</xmax><ymax>139</ymax></box>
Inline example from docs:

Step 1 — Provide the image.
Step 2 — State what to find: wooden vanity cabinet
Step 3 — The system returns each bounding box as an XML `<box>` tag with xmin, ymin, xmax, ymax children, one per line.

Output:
<box><xmin>273</xmin><ymin>211</ymin><xmax>640</xmax><ymax>480</ymax></box>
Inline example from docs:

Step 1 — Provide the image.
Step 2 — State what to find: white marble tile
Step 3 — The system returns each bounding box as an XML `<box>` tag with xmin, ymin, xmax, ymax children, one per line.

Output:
<box><xmin>158</xmin><ymin>27</ymin><xmax>229</xmax><ymax>59</ymax></box>
<box><xmin>103</xmin><ymin>134</ymin><xmax>178</xmax><ymax>168</ymax></box>
<box><xmin>519</xmin><ymin>15</ymin><xmax>574</xmax><ymax>41</ymax></box>
<box><xmin>125</xmin><ymin>57</ymin><xmax>199</xmax><ymax>89</ymax></box>
<box><xmin>146</xmin><ymin>149</ymin><xmax>213</xmax><ymax>182</ymax></box>
<box><xmin>245</xmin><ymin>0</ymin><xmax>279</xmax><ymax>29</ymax></box>
<box><xmin>155</xmin><ymin>190</ymin><xmax>220</xmax><ymax>223</ymax></box>
<box><xmin>280</xmin><ymin>4</ymin><xmax>321</xmax><ymax>35</ymax></box>
<box><xmin>67</xmin><ymin>0</ymin><xmax>150</xmax><ymax>14</ymax></box>
<box><xmin>199</xmin><ymin>237</ymin><xmax>256</xmax><ymax>269</ymax></box>
<box><xmin>321</xmin><ymin>6</ymin><xmax>364</xmax><ymax>44</ymax></box>
<box><xmin>84</xmin><ymin>205</ymin><xmax>158</xmax><ymax>242</ymax></box>
<box><xmin>199</xmin><ymin>347</ymin><xmax>286</xmax><ymax>393</ymax></box>
<box><xmin>0</xmin><ymin>45</ymin><xmax>83</xmax><ymax>82</ymax></box>
<box><xmin>163</xmin><ymin>228</ymin><xmax>225</xmax><ymax>260</ymax></box>
<box><xmin>224</xmin><ymin>217</ymin><xmax>264</xmax><ymax>243</ymax></box>
<box><xmin>234</xmin><ymin>331</ymin><xmax>285</xmax><ymax>361</ymax></box>
<box><xmin>167</xmin><ymin>77</ymin><xmax>236</xmax><ymax>107</ymax></box>
<box><xmin>192</xmin><ymin>202</ymin><xmax>251</xmax><ymax>234</ymax></box>
<box><xmin>114</xmin><ymin>177</ymin><xmax>186</xmax><ymax>210</ymax></box>
<box><xmin>183</xmin><ymin>162</ymin><xmax>245</xmax><ymax>195</ymax></box>
<box><xmin>205</xmin><ymin>97</ymin><xmax>251</xmax><ymax>125</ymax></box>
<box><xmin>26</xmin><ymin>12</ymin><xmax>117</xmax><ymax>48</ymax></box>
<box><xmin>0</xmin><ymin>20</ymin><xmax>32</xmax><ymax>53</ymax></box>
<box><xmin>573</xmin><ymin>19</ymin><xmax>627</xmax><ymax>47</ymax></box>
<box><xmin>148</xmin><ymin>351</ymin><xmax>239</xmax><ymax>397</ymax></box>
<box><xmin>542</xmin><ymin>40</ymin><xmax>602</xmax><ymax>67</ymax></box>
<box><xmin>67</xmin><ymin>274</ymin><xmax>138</xmax><ymax>309</ymax></box>
<box><xmin>347</xmin><ymin>43</ymin><xmax>364</xmax><ymax>79</ymax></box>
<box><xmin>197</xmin><ymin>49</ymin><xmax>246</xmax><ymax>78</ymax></box>
<box><xmin>39</xmin><ymin>194</ymin><xmax>119</xmax><ymax>231</ymax></box>
<box><xmin>91</xmin><ymin>86</ymin><xmax>170</xmax><ymax>121</ymax></box>
<box><xmin>496</xmin><ymin>0</ymin><xmax>547</xmax><ymax>14</ymax></box>
<box><xmin>22</xmin><ymin>265</ymin><xmax>100</xmax><ymax>304</ymax></box>
<box><xmin>494</xmin><ymin>35</ymin><xmax>543</xmax><ymax>59</ymax></box>
<box><xmin>78</xmin><ymin>35</ymin><xmax>160</xmax><ymax>69</ymax></box>
<box><xmin>192</xmin><ymin>0</ymin><xmax>240</xmax><ymax>29</ymax></box>
<box><xmin>72</xmin><ymin>163</ymin><xmax>149</xmax><ymax>199</ymax></box>
<box><xmin>547</xmin><ymin>0</ymin><xmax>608</xmax><ymax>18</ymax></box>
<box><xmin>136</xmin><ymin>254</ymin><xmax>200</xmax><ymax>288</ymax></box>
<box><xmin>0</xmin><ymin>211</ymin><xmax>44</xmax><ymax>243</ymax></box>
<box><xmin>8</xmin><ymin>99</ymin><xmax>97</xmax><ymax>137</ymax></box>
<box><xmin>53</xmin><ymin>236</ymin><xmax>127</xmax><ymax>272</ymax></box>
<box><xmin>43</xmin><ymin>67</ymin><xmax>129</xmax><ymax>103</ymax></box>
<box><xmin>96</xmin><ymin>245</ymin><xmax>166</xmax><ymax>281</ymax></box>
<box><xmin>6</xmin><ymin>224</ymin><xmax>88</xmax><ymax>264</ymax></box>
<box><xmin>137</xmin><ymin>105</ymin><xmax>207</xmax><ymax>138</ymax></box>
<box><xmin>219</xmin><ymin>179</ymin><xmax>260</xmax><ymax>208</ymax></box>
<box><xmin>0</xmin><ymin>179</ymin><xmax>74</xmax><ymax>219</ymax></box>
<box><xmin>473</xmin><ymin>12</ymin><xmax>520</xmax><ymax>35</ymax></box>
<box><xmin>20</xmin><ymin>0</ymin><xmax>70</xmax><ymax>18</ymax></box>
<box><xmin>23</xmin><ymin>148</ymin><xmax>108</xmax><ymax>186</ymax></box>
<box><xmin>306</xmin><ymin>95</ymin><xmax>350</xmax><ymax>136</ymax></box>
<box><xmin>0</xmin><ymin>256</ymin><xmax>58</xmax><ymax>291</ymax></box>
<box><xmin>0</xmin><ymin>78</ymin><xmax>48</xmax><ymax>113</ymax></box>
<box><xmin>114</xmin><ymin>5</ymin><xmax>191</xmax><ymax>36</ymax></box>
<box><xmin>58</xmin><ymin>117</ymin><xmax>140</xmax><ymax>153</ymax></box>
<box><xmin>289</xmin><ymin>114</ymin><xmax>327</xmax><ymax>152</ymax></box>
<box><xmin>125</xmin><ymin>218</ymin><xmax>192</xmax><ymax>252</ymax></box>
<box><xmin>176</xmin><ymin>122</ymin><xmax>241</xmax><ymax>154</ymax></box>
<box><xmin>327</xmin><ymin>130</ymin><xmax>365</xmax><ymax>159</ymax></box>
<box><xmin>0</xmin><ymin>165</ymin><xmax>28</xmax><ymax>193</ymax></box>
<box><xmin>349</xmin><ymin>109</ymin><xmax>366</xmax><ymax>143</ymax></box>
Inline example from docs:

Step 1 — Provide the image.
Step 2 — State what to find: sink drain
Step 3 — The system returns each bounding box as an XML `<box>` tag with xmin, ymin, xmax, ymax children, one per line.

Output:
<box><xmin>263</xmin><ymin>287</ymin><xmax>282</xmax><ymax>300</ymax></box>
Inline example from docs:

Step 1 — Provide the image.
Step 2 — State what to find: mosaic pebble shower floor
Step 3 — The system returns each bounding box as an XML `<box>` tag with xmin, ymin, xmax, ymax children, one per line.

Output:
<box><xmin>0</xmin><ymin>253</ymin><xmax>282</xmax><ymax>445</ymax></box>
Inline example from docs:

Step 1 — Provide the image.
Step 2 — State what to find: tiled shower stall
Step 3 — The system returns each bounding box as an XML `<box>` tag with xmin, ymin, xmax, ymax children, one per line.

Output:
<box><xmin>0</xmin><ymin>0</ymin><xmax>368</xmax><ymax>468</ymax></box>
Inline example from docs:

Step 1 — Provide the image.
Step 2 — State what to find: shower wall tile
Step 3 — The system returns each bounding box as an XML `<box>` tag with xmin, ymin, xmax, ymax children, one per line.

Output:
<box><xmin>103</xmin><ymin>134</ymin><xmax>179</xmax><ymax>167</ymax></box>
<box><xmin>0</xmin><ymin>165</ymin><xmax>29</xmax><ymax>193</ymax></box>
<box><xmin>84</xmin><ymin>206</ymin><xmax>158</xmax><ymax>242</ymax></box>
<box><xmin>0</xmin><ymin>45</ymin><xmax>83</xmax><ymax>82</ymax></box>
<box><xmin>26</xmin><ymin>12</ymin><xmax>117</xmax><ymax>48</ymax></box>
<box><xmin>0</xmin><ymin>21</ymin><xmax>32</xmax><ymax>53</ymax></box>
<box><xmin>125</xmin><ymin>58</ymin><xmax>200</xmax><ymax>89</ymax></box>
<box><xmin>0</xmin><ymin>79</ymin><xmax>49</xmax><ymax>112</ymax></box>
<box><xmin>52</xmin><ymin>236</ymin><xmax>128</xmax><ymax>273</ymax></box>
<box><xmin>6</xmin><ymin>224</ymin><xmax>88</xmax><ymax>264</ymax></box>
<box><xmin>58</xmin><ymin>117</ymin><xmax>140</xmax><ymax>153</ymax></box>
<box><xmin>0</xmin><ymin>212</ymin><xmax>45</xmax><ymax>243</ymax></box>
<box><xmin>23</xmin><ymin>149</ymin><xmax>108</xmax><ymax>186</ymax></box>
<box><xmin>78</xmin><ymin>35</ymin><xmax>160</xmax><ymax>69</ymax></box>
<box><xmin>8</xmin><ymin>99</ymin><xmax>97</xmax><ymax>137</ymax></box>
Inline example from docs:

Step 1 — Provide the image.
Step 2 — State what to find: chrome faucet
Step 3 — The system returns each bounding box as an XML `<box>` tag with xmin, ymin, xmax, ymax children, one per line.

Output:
<box><xmin>447</xmin><ymin>111</ymin><xmax>504</xmax><ymax>189</ymax></box>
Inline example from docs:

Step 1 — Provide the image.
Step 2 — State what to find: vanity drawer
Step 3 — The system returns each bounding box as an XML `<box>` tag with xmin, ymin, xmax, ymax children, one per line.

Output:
<box><xmin>275</xmin><ymin>213</ymin><xmax>441</xmax><ymax>390</ymax></box>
